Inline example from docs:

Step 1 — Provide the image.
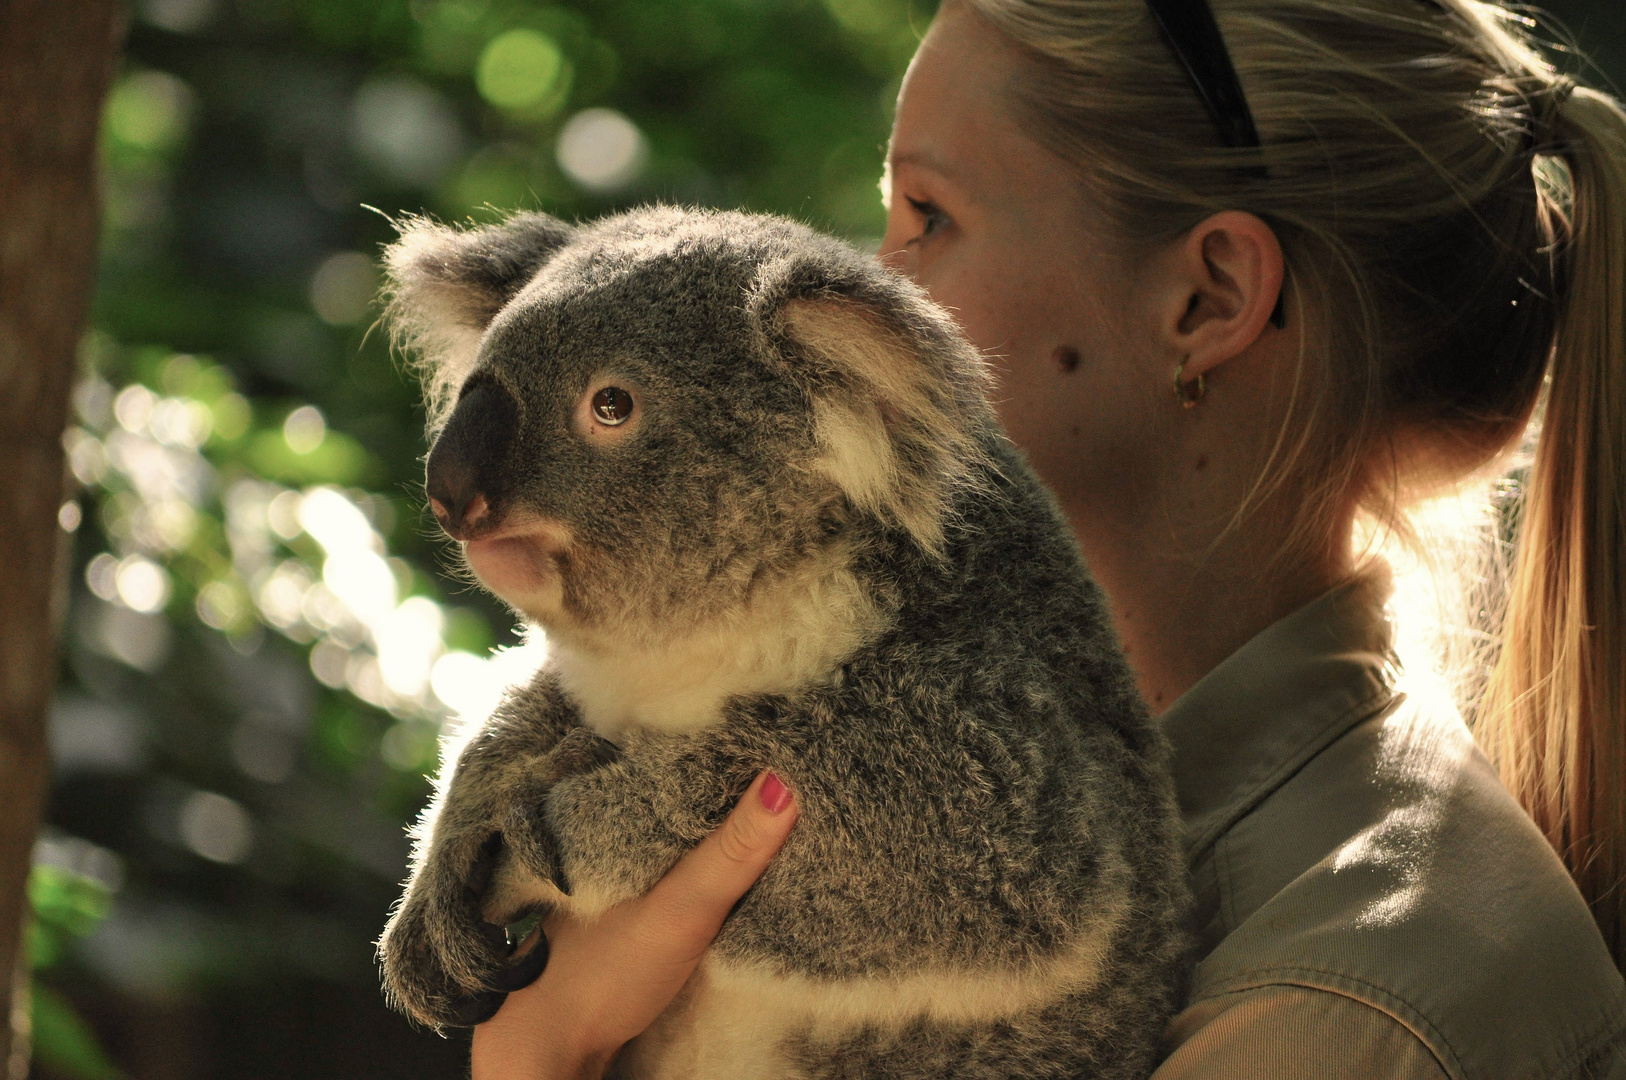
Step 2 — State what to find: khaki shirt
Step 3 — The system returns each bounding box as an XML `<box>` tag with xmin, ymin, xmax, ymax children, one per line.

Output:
<box><xmin>1151</xmin><ymin>572</ymin><xmax>1626</xmax><ymax>1079</ymax></box>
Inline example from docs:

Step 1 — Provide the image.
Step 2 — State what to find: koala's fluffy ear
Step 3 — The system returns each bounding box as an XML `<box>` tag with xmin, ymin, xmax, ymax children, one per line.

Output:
<box><xmin>771</xmin><ymin>288</ymin><xmax>998</xmax><ymax>559</ymax></box>
<box><xmin>382</xmin><ymin>212</ymin><xmax>575</xmax><ymax>429</ymax></box>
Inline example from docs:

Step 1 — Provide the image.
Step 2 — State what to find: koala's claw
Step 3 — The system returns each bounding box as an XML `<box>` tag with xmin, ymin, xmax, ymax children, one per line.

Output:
<box><xmin>441</xmin><ymin>930</ymin><xmax>552</xmax><ymax>1027</ymax></box>
<box><xmin>382</xmin><ymin>892</ymin><xmax>550</xmax><ymax>1029</ymax></box>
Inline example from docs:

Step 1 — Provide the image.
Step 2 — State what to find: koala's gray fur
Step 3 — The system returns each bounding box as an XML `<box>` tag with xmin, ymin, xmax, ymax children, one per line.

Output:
<box><xmin>377</xmin><ymin>206</ymin><xmax>1190</xmax><ymax>1079</ymax></box>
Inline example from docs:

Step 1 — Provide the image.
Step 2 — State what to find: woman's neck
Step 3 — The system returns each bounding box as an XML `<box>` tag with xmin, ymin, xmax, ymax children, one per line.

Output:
<box><xmin>1067</xmin><ymin>504</ymin><xmax>1353</xmax><ymax>715</ymax></box>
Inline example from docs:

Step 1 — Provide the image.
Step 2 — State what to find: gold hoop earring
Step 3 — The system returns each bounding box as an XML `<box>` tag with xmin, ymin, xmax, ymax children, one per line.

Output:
<box><xmin>1173</xmin><ymin>358</ymin><xmax>1206</xmax><ymax>408</ymax></box>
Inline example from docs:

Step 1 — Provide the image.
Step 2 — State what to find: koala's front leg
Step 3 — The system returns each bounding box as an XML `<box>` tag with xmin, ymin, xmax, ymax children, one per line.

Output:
<box><xmin>481</xmin><ymin>725</ymin><xmax>622</xmax><ymax>922</ymax></box>
<box><xmin>541</xmin><ymin>717</ymin><xmax>786</xmax><ymax>916</ymax></box>
<box><xmin>379</xmin><ymin>672</ymin><xmax>612</xmax><ymax>1029</ymax></box>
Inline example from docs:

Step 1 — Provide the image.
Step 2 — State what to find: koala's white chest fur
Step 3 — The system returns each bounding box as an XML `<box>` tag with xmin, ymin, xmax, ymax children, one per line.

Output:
<box><xmin>547</xmin><ymin>548</ymin><xmax>885</xmax><ymax>741</ymax></box>
<box><xmin>611</xmin><ymin>903</ymin><xmax>1130</xmax><ymax>1080</ymax></box>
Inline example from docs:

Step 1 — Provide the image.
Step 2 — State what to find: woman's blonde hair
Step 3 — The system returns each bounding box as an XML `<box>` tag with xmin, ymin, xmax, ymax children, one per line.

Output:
<box><xmin>965</xmin><ymin>0</ymin><xmax>1626</xmax><ymax>965</ymax></box>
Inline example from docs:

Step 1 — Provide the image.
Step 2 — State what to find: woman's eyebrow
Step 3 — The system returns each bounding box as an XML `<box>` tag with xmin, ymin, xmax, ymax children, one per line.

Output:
<box><xmin>886</xmin><ymin>148</ymin><xmax>959</xmax><ymax>180</ymax></box>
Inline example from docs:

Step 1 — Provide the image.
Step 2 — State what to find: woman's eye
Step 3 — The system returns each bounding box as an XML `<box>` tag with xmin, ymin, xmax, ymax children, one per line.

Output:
<box><xmin>906</xmin><ymin>197</ymin><xmax>950</xmax><ymax>241</ymax></box>
<box><xmin>591</xmin><ymin>386</ymin><xmax>635</xmax><ymax>426</ymax></box>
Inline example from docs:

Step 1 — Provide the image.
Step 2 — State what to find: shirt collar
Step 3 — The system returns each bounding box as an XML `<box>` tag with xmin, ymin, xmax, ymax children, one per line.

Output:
<box><xmin>1159</xmin><ymin>568</ymin><xmax>1403</xmax><ymax>862</ymax></box>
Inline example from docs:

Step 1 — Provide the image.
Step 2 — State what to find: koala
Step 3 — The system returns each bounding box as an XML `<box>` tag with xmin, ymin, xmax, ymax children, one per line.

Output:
<box><xmin>377</xmin><ymin>206</ymin><xmax>1189</xmax><ymax>1080</ymax></box>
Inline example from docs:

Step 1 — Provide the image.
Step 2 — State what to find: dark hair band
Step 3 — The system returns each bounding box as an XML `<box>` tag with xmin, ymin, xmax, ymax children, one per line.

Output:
<box><xmin>1145</xmin><ymin>0</ymin><xmax>1446</xmax><ymax>154</ymax></box>
<box><xmin>1143</xmin><ymin>0</ymin><xmax>1285</xmax><ymax>326</ymax></box>
<box><xmin>1143</xmin><ymin>0</ymin><xmax>1263</xmax><ymax>159</ymax></box>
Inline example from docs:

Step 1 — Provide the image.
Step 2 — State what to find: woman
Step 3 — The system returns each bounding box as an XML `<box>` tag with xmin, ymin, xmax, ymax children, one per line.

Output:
<box><xmin>471</xmin><ymin>0</ymin><xmax>1626</xmax><ymax>1075</ymax></box>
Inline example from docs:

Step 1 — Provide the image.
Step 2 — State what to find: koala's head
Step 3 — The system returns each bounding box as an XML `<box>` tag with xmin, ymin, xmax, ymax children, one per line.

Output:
<box><xmin>383</xmin><ymin>206</ymin><xmax>993</xmax><ymax>644</ymax></box>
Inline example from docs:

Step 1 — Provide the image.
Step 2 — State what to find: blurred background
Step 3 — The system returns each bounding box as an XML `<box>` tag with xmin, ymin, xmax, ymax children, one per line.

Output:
<box><xmin>23</xmin><ymin>0</ymin><xmax>1626</xmax><ymax>1077</ymax></box>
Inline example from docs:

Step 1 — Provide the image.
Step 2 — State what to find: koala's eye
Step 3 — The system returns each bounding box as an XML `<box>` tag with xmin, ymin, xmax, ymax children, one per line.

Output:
<box><xmin>591</xmin><ymin>386</ymin><xmax>635</xmax><ymax>426</ymax></box>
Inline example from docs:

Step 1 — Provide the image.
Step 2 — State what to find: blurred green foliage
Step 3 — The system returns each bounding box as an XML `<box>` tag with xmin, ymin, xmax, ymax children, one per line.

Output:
<box><xmin>34</xmin><ymin>0</ymin><xmax>1626</xmax><ymax>1077</ymax></box>
<box><xmin>27</xmin><ymin>867</ymin><xmax>121</xmax><ymax>1080</ymax></box>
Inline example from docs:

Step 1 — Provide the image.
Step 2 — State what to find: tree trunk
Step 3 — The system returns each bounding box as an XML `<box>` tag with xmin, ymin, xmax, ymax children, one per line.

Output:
<box><xmin>0</xmin><ymin>0</ymin><xmax>124</xmax><ymax>1072</ymax></box>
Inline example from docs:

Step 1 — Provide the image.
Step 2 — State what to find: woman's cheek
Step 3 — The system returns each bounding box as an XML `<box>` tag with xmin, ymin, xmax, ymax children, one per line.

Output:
<box><xmin>917</xmin><ymin>259</ymin><xmax>1007</xmax><ymax>354</ymax></box>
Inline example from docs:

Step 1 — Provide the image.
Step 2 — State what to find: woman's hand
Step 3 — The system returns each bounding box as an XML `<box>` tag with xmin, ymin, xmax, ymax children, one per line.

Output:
<box><xmin>470</xmin><ymin>771</ymin><xmax>799</xmax><ymax>1080</ymax></box>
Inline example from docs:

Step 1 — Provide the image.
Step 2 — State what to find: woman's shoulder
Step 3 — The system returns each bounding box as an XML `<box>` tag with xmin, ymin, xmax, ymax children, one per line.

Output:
<box><xmin>1184</xmin><ymin>686</ymin><xmax>1625</xmax><ymax>1078</ymax></box>
<box><xmin>1159</xmin><ymin>574</ymin><xmax>1626</xmax><ymax>1079</ymax></box>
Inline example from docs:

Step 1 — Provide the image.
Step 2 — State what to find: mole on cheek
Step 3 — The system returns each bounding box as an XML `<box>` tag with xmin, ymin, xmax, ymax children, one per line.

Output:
<box><xmin>1194</xmin><ymin>454</ymin><xmax>1208</xmax><ymax>471</ymax></box>
<box><xmin>1052</xmin><ymin>345</ymin><xmax>1081</xmax><ymax>373</ymax></box>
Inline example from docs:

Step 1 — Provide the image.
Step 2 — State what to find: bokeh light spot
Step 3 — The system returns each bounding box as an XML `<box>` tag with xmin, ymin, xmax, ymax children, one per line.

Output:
<box><xmin>351</xmin><ymin>77</ymin><xmax>465</xmax><ymax>188</ymax></box>
<box><xmin>94</xmin><ymin>604</ymin><xmax>172</xmax><ymax>672</ymax></box>
<box><xmin>149</xmin><ymin>397</ymin><xmax>212</xmax><ymax>449</ymax></box>
<box><xmin>114</xmin><ymin>384</ymin><xmax>156</xmax><ymax>434</ymax></box>
<box><xmin>64</xmin><ymin>428</ymin><xmax>109</xmax><ymax>486</ymax></box>
<box><xmin>115</xmin><ymin>556</ymin><xmax>171</xmax><ymax>614</ymax></box>
<box><xmin>283</xmin><ymin>406</ymin><xmax>326</xmax><ymax>455</ymax></box>
<box><xmin>179</xmin><ymin>791</ymin><xmax>253</xmax><ymax>864</ymax></box>
<box><xmin>430</xmin><ymin>650</ymin><xmax>499</xmax><ymax>718</ymax></box>
<box><xmin>476</xmin><ymin>29</ymin><xmax>565</xmax><ymax>112</ymax></box>
<box><xmin>309</xmin><ymin>639</ymin><xmax>352</xmax><ymax>689</ymax></box>
<box><xmin>376</xmin><ymin>596</ymin><xmax>445</xmax><ymax>698</ymax></box>
<box><xmin>323</xmin><ymin>550</ymin><xmax>398</xmax><ymax>628</ymax></box>
<box><xmin>85</xmin><ymin>553</ymin><xmax>120</xmax><ymax>602</ymax></box>
<box><xmin>556</xmin><ymin>108</ymin><xmax>647</xmax><ymax>194</ymax></box>
<box><xmin>104</xmin><ymin>70</ymin><xmax>197</xmax><ymax>155</ymax></box>
<box><xmin>195</xmin><ymin>580</ymin><xmax>242</xmax><ymax>630</ymax></box>
<box><xmin>309</xmin><ymin>252</ymin><xmax>379</xmax><ymax>326</ymax></box>
<box><xmin>137</xmin><ymin>0</ymin><xmax>218</xmax><ymax>34</ymax></box>
<box><xmin>210</xmin><ymin>392</ymin><xmax>251</xmax><ymax>441</ymax></box>
<box><xmin>298</xmin><ymin>487</ymin><xmax>374</xmax><ymax>553</ymax></box>
<box><xmin>380</xmin><ymin>720</ymin><xmax>438</xmax><ymax>772</ymax></box>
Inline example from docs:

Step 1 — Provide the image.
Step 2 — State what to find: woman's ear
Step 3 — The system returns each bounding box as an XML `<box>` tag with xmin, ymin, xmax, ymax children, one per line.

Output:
<box><xmin>1161</xmin><ymin>211</ymin><xmax>1286</xmax><ymax>386</ymax></box>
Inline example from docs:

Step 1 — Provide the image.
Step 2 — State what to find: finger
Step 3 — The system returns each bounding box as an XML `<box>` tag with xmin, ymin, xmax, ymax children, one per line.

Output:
<box><xmin>640</xmin><ymin>771</ymin><xmax>798</xmax><ymax>945</ymax></box>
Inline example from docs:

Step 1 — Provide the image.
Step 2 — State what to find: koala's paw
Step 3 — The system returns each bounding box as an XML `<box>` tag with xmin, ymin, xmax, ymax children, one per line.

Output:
<box><xmin>379</xmin><ymin>729</ymin><xmax>615</xmax><ymax>1029</ymax></box>
<box><xmin>496</xmin><ymin>728</ymin><xmax>618</xmax><ymax>899</ymax></box>
<box><xmin>380</xmin><ymin>835</ymin><xmax>541</xmax><ymax>1029</ymax></box>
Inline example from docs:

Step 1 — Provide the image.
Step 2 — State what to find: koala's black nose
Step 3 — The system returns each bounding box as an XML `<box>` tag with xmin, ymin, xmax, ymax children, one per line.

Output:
<box><xmin>426</xmin><ymin>379</ymin><xmax>519</xmax><ymax>540</ymax></box>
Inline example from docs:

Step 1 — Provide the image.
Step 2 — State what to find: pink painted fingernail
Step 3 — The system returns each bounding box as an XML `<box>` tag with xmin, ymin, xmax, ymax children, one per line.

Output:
<box><xmin>760</xmin><ymin>772</ymin><xmax>793</xmax><ymax>814</ymax></box>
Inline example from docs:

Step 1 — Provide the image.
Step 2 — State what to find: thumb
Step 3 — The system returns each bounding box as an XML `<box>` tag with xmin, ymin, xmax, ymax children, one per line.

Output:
<box><xmin>640</xmin><ymin>772</ymin><xmax>798</xmax><ymax>951</ymax></box>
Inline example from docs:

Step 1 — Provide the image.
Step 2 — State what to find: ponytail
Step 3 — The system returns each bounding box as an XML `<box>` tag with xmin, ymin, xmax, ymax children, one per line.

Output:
<box><xmin>1480</xmin><ymin>86</ymin><xmax>1626</xmax><ymax>969</ymax></box>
